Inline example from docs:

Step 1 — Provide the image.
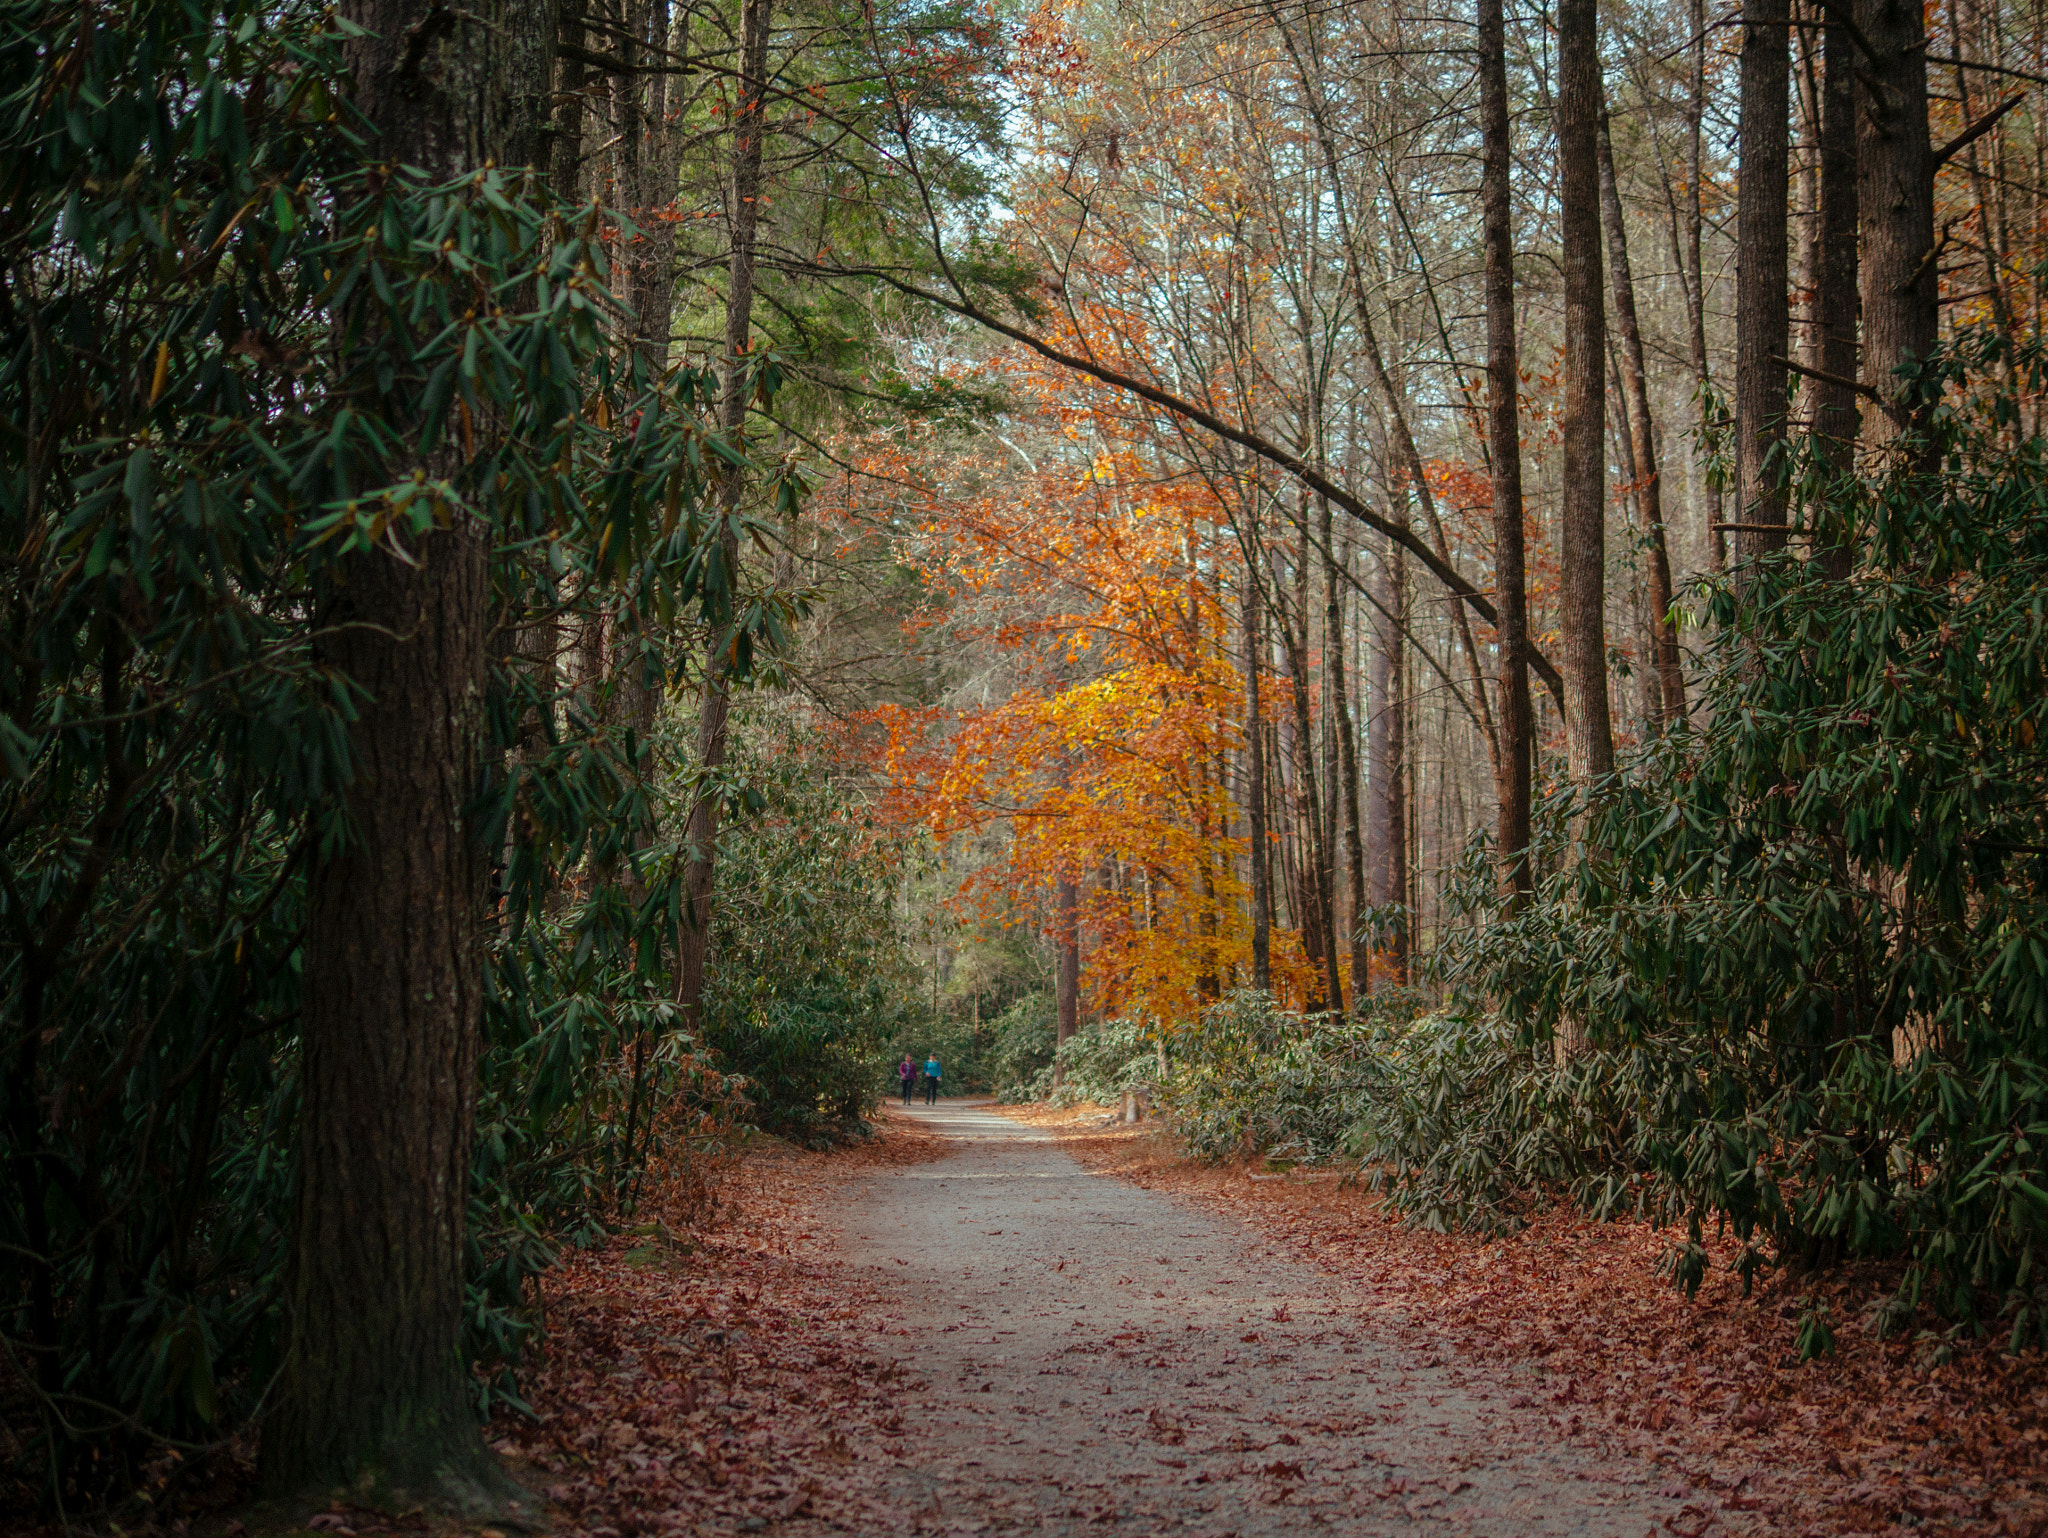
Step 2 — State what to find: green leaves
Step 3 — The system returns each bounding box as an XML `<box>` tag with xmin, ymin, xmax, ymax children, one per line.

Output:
<box><xmin>0</xmin><ymin>0</ymin><xmax>803</xmax><ymax>1501</ymax></box>
<box><xmin>1405</xmin><ymin>329</ymin><xmax>2048</xmax><ymax>1336</ymax></box>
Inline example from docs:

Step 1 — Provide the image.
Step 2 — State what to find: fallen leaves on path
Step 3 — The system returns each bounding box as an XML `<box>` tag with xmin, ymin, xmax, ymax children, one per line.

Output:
<box><xmin>1038</xmin><ymin>1111</ymin><xmax>2048</xmax><ymax>1538</ymax></box>
<box><xmin>492</xmin><ymin>1119</ymin><xmax>954</xmax><ymax>1537</ymax></box>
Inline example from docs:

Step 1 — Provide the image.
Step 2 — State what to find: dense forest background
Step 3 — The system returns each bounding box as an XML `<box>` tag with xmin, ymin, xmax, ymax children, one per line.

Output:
<box><xmin>4</xmin><ymin>0</ymin><xmax>2047</xmax><ymax>1516</ymax></box>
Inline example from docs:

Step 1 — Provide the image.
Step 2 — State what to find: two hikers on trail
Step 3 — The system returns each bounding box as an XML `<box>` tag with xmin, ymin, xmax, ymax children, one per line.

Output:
<box><xmin>898</xmin><ymin>1055</ymin><xmax>943</xmax><ymax>1105</ymax></box>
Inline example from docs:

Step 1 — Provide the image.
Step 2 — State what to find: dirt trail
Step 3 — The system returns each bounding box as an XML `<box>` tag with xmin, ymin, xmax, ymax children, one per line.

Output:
<box><xmin>837</xmin><ymin>1102</ymin><xmax>1687</xmax><ymax>1537</ymax></box>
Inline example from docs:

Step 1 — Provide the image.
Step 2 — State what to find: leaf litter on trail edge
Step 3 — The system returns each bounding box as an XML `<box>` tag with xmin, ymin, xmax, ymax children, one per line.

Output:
<box><xmin>1036</xmin><ymin>1110</ymin><xmax>2048</xmax><ymax>1538</ymax></box>
<box><xmin>492</xmin><ymin>1115</ymin><xmax>948</xmax><ymax>1537</ymax></box>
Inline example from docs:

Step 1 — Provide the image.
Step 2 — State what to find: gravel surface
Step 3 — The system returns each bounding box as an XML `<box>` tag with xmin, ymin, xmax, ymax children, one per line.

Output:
<box><xmin>836</xmin><ymin>1102</ymin><xmax>1694</xmax><ymax>1537</ymax></box>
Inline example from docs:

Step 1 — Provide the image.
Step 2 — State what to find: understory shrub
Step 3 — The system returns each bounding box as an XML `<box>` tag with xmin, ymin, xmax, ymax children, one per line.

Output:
<box><xmin>1041</xmin><ymin>1015</ymin><xmax>1159</xmax><ymax>1106</ymax></box>
<box><xmin>697</xmin><ymin>715</ymin><xmax>915</xmax><ymax>1143</ymax></box>
<box><xmin>1163</xmin><ymin>991</ymin><xmax>1413</xmax><ymax>1164</ymax></box>
<box><xmin>990</xmin><ymin>991</ymin><xmax>1058</xmax><ymax>1095</ymax></box>
<box><xmin>1388</xmin><ymin>333</ymin><xmax>2048</xmax><ymax>1340</ymax></box>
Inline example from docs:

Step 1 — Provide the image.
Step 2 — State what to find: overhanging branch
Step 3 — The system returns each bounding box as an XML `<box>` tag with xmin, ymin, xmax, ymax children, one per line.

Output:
<box><xmin>814</xmin><ymin>262</ymin><xmax>1567</xmax><ymax>713</ymax></box>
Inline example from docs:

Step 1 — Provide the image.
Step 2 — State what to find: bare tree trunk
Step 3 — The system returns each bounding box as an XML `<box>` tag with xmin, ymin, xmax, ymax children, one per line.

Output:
<box><xmin>498</xmin><ymin>0</ymin><xmax>556</xmax><ymax>178</ymax></box>
<box><xmin>1054</xmin><ymin>870</ymin><xmax>1079</xmax><ymax>1082</ymax></box>
<box><xmin>1365</xmin><ymin>535</ymin><xmax>1408</xmax><ymax>984</ymax></box>
<box><xmin>1302</xmin><ymin>536</ymin><xmax>1344</xmax><ymax>1017</ymax></box>
<box><xmin>675</xmin><ymin>0</ymin><xmax>772</xmax><ymax>1031</ymax></box>
<box><xmin>627</xmin><ymin>0</ymin><xmax>681</xmax><ymax>377</ymax></box>
<box><xmin>1322</xmin><ymin>509</ymin><xmax>1368</xmax><ymax>1010</ymax></box>
<box><xmin>1597</xmin><ymin>105</ymin><xmax>1685</xmax><ymax>725</ymax></box>
<box><xmin>1558</xmin><ymin>0</ymin><xmax>1612</xmax><ymax>791</ymax></box>
<box><xmin>1736</xmin><ymin>0</ymin><xmax>1792</xmax><ymax>560</ymax></box>
<box><xmin>1857</xmin><ymin>0</ymin><xmax>1937</xmax><ymax>453</ymax></box>
<box><xmin>264</xmin><ymin>0</ymin><xmax>511</xmax><ymax>1503</ymax></box>
<box><xmin>1242</xmin><ymin>547</ymin><xmax>1271</xmax><ymax>991</ymax></box>
<box><xmin>1270</xmin><ymin>10</ymin><xmax>1500</xmax><ymax>780</ymax></box>
<box><xmin>1685</xmin><ymin>0</ymin><xmax>1724</xmax><ymax>574</ymax></box>
<box><xmin>551</xmin><ymin>0</ymin><xmax>590</xmax><ymax>202</ymax></box>
<box><xmin>1479</xmin><ymin>0</ymin><xmax>1534</xmax><ymax>901</ymax></box>
<box><xmin>1273</xmin><ymin>538</ymin><xmax>1342</xmax><ymax>1014</ymax></box>
<box><xmin>1947</xmin><ymin>0</ymin><xmax>2018</xmax><ymax>401</ymax></box>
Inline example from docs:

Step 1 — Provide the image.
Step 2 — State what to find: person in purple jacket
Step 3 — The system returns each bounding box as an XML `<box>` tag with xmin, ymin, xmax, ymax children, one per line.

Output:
<box><xmin>898</xmin><ymin>1055</ymin><xmax>917</xmax><ymax>1105</ymax></box>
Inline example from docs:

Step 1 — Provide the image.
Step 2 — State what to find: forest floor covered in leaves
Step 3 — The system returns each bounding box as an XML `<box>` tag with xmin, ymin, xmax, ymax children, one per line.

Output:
<box><xmin>475</xmin><ymin>1098</ymin><xmax>2048</xmax><ymax>1538</ymax></box>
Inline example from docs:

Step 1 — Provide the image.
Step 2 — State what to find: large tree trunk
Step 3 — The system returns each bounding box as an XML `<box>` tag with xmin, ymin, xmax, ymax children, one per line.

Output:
<box><xmin>551</xmin><ymin>0</ymin><xmax>590</xmax><ymax>202</ymax></box>
<box><xmin>1811</xmin><ymin>0</ymin><xmax>1861</xmax><ymax>575</ymax></box>
<box><xmin>1478</xmin><ymin>0</ymin><xmax>1533</xmax><ymax>901</ymax></box>
<box><xmin>264</xmin><ymin>0</ymin><xmax>512</xmax><ymax>1504</ymax></box>
<box><xmin>1557</xmin><ymin>0</ymin><xmax>1612</xmax><ymax>788</ymax></box>
<box><xmin>498</xmin><ymin>0</ymin><xmax>556</xmax><ymax>179</ymax></box>
<box><xmin>1597</xmin><ymin>105</ymin><xmax>1685</xmax><ymax>726</ymax></box>
<box><xmin>1365</xmin><ymin>535</ymin><xmax>1408</xmax><ymax>983</ymax></box>
<box><xmin>1735</xmin><ymin>0</ymin><xmax>1792</xmax><ymax>559</ymax></box>
<box><xmin>1857</xmin><ymin>0</ymin><xmax>1937</xmax><ymax>453</ymax></box>
<box><xmin>675</xmin><ymin>0</ymin><xmax>772</xmax><ymax>1032</ymax></box>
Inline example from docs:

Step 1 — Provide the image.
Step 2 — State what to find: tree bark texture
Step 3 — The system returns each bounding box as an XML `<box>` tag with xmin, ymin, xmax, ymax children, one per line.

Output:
<box><xmin>1736</xmin><ymin>0</ymin><xmax>1792</xmax><ymax>558</ymax></box>
<box><xmin>1557</xmin><ymin>0</ymin><xmax>1613</xmax><ymax>786</ymax></box>
<box><xmin>1322</xmin><ymin>508</ymin><xmax>1368</xmax><ymax>1012</ymax></box>
<box><xmin>1054</xmin><ymin>870</ymin><xmax>1080</xmax><ymax>1079</ymax></box>
<box><xmin>675</xmin><ymin>0</ymin><xmax>771</xmax><ymax>1032</ymax></box>
<box><xmin>1278</xmin><ymin>542</ymin><xmax>1343</xmax><ymax>1016</ymax></box>
<box><xmin>1365</xmin><ymin>534</ymin><xmax>1408</xmax><ymax>983</ymax></box>
<box><xmin>496</xmin><ymin>0</ymin><xmax>556</xmax><ymax>177</ymax></box>
<box><xmin>1479</xmin><ymin>0</ymin><xmax>1533</xmax><ymax>900</ymax></box>
<box><xmin>1241</xmin><ymin>560</ymin><xmax>1271</xmax><ymax>991</ymax></box>
<box><xmin>1856</xmin><ymin>0</ymin><xmax>1937</xmax><ymax>451</ymax></box>
<box><xmin>551</xmin><ymin>0</ymin><xmax>590</xmax><ymax>202</ymax></box>
<box><xmin>1684</xmin><ymin>0</ymin><xmax>1723</xmax><ymax>574</ymax></box>
<box><xmin>1597</xmin><ymin>106</ymin><xmax>1685</xmax><ymax>726</ymax></box>
<box><xmin>633</xmin><ymin>0</ymin><xmax>681</xmax><ymax>377</ymax></box>
<box><xmin>1812</xmin><ymin>0</ymin><xmax>1861</xmax><ymax>575</ymax></box>
<box><xmin>264</xmin><ymin>1</ymin><xmax>508</xmax><ymax>1501</ymax></box>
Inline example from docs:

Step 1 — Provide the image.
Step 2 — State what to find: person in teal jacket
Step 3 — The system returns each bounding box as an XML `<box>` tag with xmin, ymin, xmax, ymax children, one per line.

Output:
<box><xmin>922</xmin><ymin>1054</ymin><xmax>941</xmax><ymax>1105</ymax></box>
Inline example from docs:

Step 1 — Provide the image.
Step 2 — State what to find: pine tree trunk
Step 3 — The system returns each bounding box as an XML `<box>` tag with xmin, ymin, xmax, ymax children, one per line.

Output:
<box><xmin>498</xmin><ymin>0</ymin><xmax>556</xmax><ymax>178</ymax></box>
<box><xmin>676</xmin><ymin>0</ymin><xmax>772</xmax><ymax>1031</ymax></box>
<box><xmin>263</xmin><ymin>0</ymin><xmax>512</xmax><ymax>1503</ymax></box>
<box><xmin>1557</xmin><ymin>0</ymin><xmax>1612</xmax><ymax>790</ymax></box>
<box><xmin>1479</xmin><ymin>0</ymin><xmax>1534</xmax><ymax>901</ymax></box>
<box><xmin>551</xmin><ymin>0</ymin><xmax>589</xmax><ymax>202</ymax></box>
<box><xmin>1812</xmin><ymin>0</ymin><xmax>1861</xmax><ymax>576</ymax></box>
<box><xmin>1597</xmin><ymin>106</ymin><xmax>1686</xmax><ymax>725</ymax></box>
<box><xmin>1857</xmin><ymin>0</ymin><xmax>1937</xmax><ymax>452</ymax></box>
<box><xmin>1736</xmin><ymin>0</ymin><xmax>1792</xmax><ymax>557</ymax></box>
